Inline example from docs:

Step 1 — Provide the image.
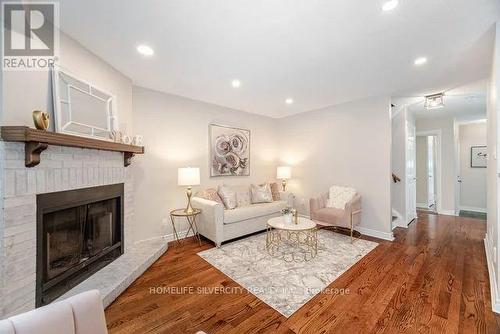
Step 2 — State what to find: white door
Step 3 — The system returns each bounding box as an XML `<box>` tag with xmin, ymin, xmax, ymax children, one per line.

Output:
<box><xmin>427</xmin><ymin>136</ymin><xmax>436</xmax><ymax>207</ymax></box>
<box><xmin>406</xmin><ymin>119</ymin><xmax>417</xmax><ymax>222</ymax></box>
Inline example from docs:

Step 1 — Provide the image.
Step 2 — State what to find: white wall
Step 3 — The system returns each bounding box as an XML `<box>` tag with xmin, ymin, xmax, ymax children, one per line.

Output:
<box><xmin>416</xmin><ymin>116</ymin><xmax>455</xmax><ymax>214</ymax></box>
<box><xmin>391</xmin><ymin>109</ymin><xmax>406</xmax><ymax>224</ymax></box>
<box><xmin>131</xmin><ymin>86</ymin><xmax>279</xmax><ymax>241</ymax></box>
<box><xmin>416</xmin><ymin>136</ymin><xmax>428</xmax><ymax>206</ymax></box>
<box><xmin>459</xmin><ymin>122</ymin><xmax>487</xmax><ymax>211</ymax></box>
<box><xmin>278</xmin><ymin>96</ymin><xmax>393</xmax><ymax>240</ymax></box>
<box><xmin>2</xmin><ymin>31</ymin><xmax>133</xmax><ymax>131</ymax></box>
<box><xmin>486</xmin><ymin>22</ymin><xmax>500</xmax><ymax>313</ymax></box>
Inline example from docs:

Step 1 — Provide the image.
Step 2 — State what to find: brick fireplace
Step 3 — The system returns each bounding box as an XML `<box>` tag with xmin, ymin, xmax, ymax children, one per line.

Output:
<box><xmin>0</xmin><ymin>142</ymin><xmax>134</xmax><ymax>317</ymax></box>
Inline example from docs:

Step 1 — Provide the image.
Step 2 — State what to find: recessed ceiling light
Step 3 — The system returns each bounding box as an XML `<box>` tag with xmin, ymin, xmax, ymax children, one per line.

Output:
<box><xmin>382</xmin><ymin>0</ymin><xmax>399</xmax><ymax>11</ymax></box>
<box><xmin>231</xmin><ymin>79</ymin><xmax>241</xmax><ymax>88</ymax></box>
<box><xmin>137</xmin><ymin>45</ymin><xmax>154</xmax><ymax>56</ymax></box>
<box><xmin>414</xmin><ymin>57</ymin><xmax>428</xmax><ymax>66</ymax></box>
<box><xmin>285</xmin><ymin>98</ymin><xmax>294</xmax><ymax>105</ymax></box>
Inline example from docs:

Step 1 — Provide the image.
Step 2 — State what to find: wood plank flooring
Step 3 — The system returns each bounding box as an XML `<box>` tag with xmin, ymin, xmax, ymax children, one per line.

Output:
<box><xmin>105</xmin><ymin>212</ymin><xmax>500</xmax><ymax>333</ymax></box>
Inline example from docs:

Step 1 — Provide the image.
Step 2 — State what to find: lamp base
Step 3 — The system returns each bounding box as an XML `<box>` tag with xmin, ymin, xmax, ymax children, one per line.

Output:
<box><xmin>281</xmin><ymin>180</ymin><xmax>287</xmax><ymax>192</ymax></box>
<box><xmin>184</xmin><ymin>186</ymin><xmax>194</xmax><ymax>214</ymax></box>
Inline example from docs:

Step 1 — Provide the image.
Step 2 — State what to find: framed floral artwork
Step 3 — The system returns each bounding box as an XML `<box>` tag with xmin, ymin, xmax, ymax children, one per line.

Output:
<box><xmin>209</xmin><ymin>124</ymin><xmax>250</xmax><ymax>176</ymax></box>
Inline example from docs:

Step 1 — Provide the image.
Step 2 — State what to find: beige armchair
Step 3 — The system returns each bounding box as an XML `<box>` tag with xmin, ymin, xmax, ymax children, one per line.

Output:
<box><xmin>310</xmin><ymin>192</ymin><xmax>362</xmax><ymax>241</ymax></box>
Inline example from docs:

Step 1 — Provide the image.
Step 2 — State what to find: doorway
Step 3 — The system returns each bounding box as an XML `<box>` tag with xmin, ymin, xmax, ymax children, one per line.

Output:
<box><xmin>455</xmin><ymin>120</ymin><xmax>487</xmax><ymax>219</ymax></box>
<box><xmin>416</xmin><ymin>132</ymin><xmax>441</xmax><ymax>213</ymax></box>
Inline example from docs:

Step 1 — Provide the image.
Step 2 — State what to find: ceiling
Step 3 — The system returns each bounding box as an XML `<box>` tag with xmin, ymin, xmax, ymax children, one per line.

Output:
<box><xmin>58</xmin><ymin>0</ymin><xmax>500</xmax><ymax>118</ymax></box>
<box><xmin>394</xmin><ymin>80</ymin><xmax>487</xmax><ymax>121</ymax></box>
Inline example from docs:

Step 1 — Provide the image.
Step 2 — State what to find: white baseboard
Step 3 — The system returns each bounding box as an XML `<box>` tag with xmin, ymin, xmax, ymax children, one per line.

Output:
<box><xmin>437</xmin><ymin>209</ymin><xmax>455</xmax><ymax>216</ymax></box>
<box><xmin>460</xmin><ymin>206</ymin><xmax>487</xmax><ymax>213</ymax></box>
<box><xmin>301</xmin><ymin>213</ymin><xmax>394</xmax><ymax>241</ymax></box>
<box><xmin>134</xmin><ymin>229</ymin><xmax>194</xmax><ymax>245</ymax></box>
<box><xmin>356</xmin><ymin>226</ymin><xmax>395</xmax><ymax>241</ymax></box>
<box><xmin>416</xmin><ymin>202</ymin><xmax>428</xmax><ymax>208</ymax></box>
<box><xmin>484</xmin><ymin>235</ymin><xmax>500</xmax><ymax>313</ymax></box>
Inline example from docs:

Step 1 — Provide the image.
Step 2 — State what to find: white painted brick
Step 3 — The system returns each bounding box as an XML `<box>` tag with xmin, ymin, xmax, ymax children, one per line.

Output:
<box><xmin>76</xmin><ymin>168</ymin><xmax>83</xmax><ymax>186</ymax></box>
<box><xmin>63</xmin><ymin>159</ymin><xmax>83</xmax><ymax>168</ymax></box>
<box><xmin>45</xmin><ymin>169</ymin><xmax>55</xmax><ymax>193</ymax></box>
<box><xmin>4</xmin><ymin>159</ymin><xmax>25</xmax><ymax>169</ymax></box>
<box><xmin>54</xmin><ymin>169</ymin><xmax>62</xmax><ymax>191</ymax></box>
<box><xmin>5</xmin><ymin>170</ymin><xmax>16</xmax><ymax>197</ymax></box>
<box><xmin>4</xmin><ymin>222</ymin><xmax>35</xmax><ymax>238</ymax></box>
<box><xmin>4</xmin><ymin>148</ymin><xmax>23</xmax><ymax>160</ymax></box>
<box><xmin>69</xmin><ymin>169</ymin><xmax>77</xmax><ymax>188</ymax></box>
<box><xmin>61</xmin><ymin>168</ymin><xmax>69</xmax><ymax>189</ymax></box>
<box><xmin>37</xmin><ymin>159</ymin><xmax>62</xmax><ymax>169</ymax></box>
<box><xmin>0</xmin><ymin>144</ymin><xmax>132</xmax><ymax>317</ymax></box>
<box><xmin>4</xmin><ymin>195</ymin><xmax>34</xmax><ymax>208</ymax></box>
<box><xmin>36</xmin><ymin>169</ymin><xmax>46</xmax><ymax>193</ymax></box>
<box><xmin>15</xmin><ymin>170</ymin><xmax>27</xmax><ymax>195</ymax></box>
<box><xmin>27</xmin><ymin>170</ymin><xmax>36</xmax><ymax>194</ymax></box>
<box><xmin>4</xmin><ymin>228</ymin><xmax>36</xmax><ymax>248</ymax></box>
<box><xmin>45</xmin><ymin>146</ymin><xmax>61</xmax><ymax>154</ymax></box>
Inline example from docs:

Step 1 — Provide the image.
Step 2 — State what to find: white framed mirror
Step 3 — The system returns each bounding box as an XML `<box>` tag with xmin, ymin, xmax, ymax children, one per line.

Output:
<box><xmin>52</xmin><ymin>67</ymin><xmax>118</xmax><ymax>140</ymax></box>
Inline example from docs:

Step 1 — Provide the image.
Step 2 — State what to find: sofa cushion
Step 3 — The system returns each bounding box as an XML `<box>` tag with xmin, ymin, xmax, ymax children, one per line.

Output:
<box><xmin>313</xmin><ymin>207</ymin><xmax>345</xmax><ymax>225</ymax></box>
<box><xmin>224</xmin><ymin>201</ymin><xmax>287</xmax><ymax>224</ymax></box>
<box><xmin>232</xmin><ymin>185</ymin><xmax>251</xmax><ymax>207</ymax></box>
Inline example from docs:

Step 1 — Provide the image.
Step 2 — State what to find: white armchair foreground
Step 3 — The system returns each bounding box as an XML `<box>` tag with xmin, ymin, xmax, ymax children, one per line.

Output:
<box><xmin>0</xmin><ymin>290</ymin><xmax>107</xmax><ymax>334</ymax></box>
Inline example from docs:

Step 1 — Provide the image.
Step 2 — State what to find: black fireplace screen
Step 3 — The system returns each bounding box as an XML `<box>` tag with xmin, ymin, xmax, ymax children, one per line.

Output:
<box><xmin>36</xmin><ymin>184</ymin><xmax>124</xmax><ymax>306</ymax></box>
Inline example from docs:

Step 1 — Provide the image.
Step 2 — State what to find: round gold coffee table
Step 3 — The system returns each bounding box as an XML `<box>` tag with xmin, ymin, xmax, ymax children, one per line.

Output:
<box><xmin>266</xmin><ymin>216</ymin><xmax>317</xmax><ymax>262</ymax></box>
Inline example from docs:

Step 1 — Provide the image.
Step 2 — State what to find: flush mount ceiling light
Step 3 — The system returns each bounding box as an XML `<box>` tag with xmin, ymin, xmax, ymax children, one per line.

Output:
<box><xmin>414</xmin><ymin>57</ymin><xmax>428</xmax><ymax>66</ymax></box>
<box><xmin>382</xmin><ymin>0</ymin><xmax>399</xmax><ymax>11</ymax></box>
<box><xmin>137</xmin><ymin>45</ymin><xmax>154</xmax><ymax>56</ymax></box>
<box><xmin>425</xmin><ymin>93</ymin><xmax>445</xmax><ymax>110</ymax></box>
<box><xmin>285</xmin><ymin>98</ymin><xmax>294</xmax><ymax>105</ymax></box>
<box><xmin>231</xmin><ymin>79</ymin><xmax>241</xmax><ymax>88</ymax></box>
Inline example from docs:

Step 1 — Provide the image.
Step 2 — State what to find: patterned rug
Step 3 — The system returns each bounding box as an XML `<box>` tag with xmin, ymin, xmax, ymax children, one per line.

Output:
<box><xmin>197</xmin><ymin>229</ymin><xmax>378</xmax><ymax>317</ymax></box>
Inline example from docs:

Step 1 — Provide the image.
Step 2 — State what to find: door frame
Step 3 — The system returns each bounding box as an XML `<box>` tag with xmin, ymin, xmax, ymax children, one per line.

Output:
<box><xmin>454</xmin><ymin>118</ymin><xmax>488</xmax><ymax>215</ymax></box>
<box><xmin>416</xmin><ymin>130</ymin><xmax>443</xmax><ymax>214</ymax></box>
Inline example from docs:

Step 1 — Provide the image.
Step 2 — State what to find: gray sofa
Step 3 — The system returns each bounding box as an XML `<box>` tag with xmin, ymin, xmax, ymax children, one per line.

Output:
<box><xmin>192</xmin><ymin>188</ymin><xmax>293</xmax><ymax>247</ymax></box>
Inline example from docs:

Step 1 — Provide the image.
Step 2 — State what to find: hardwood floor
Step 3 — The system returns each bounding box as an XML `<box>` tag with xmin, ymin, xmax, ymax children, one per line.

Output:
<box><xmin>105</xmin><ymin>212</ymin><xmax>500</xmax><ymax>333</ymax></box>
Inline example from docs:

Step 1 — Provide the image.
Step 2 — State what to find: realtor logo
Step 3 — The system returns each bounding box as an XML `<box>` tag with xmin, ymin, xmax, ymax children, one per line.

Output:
<box><xmin>2</xmin><ymin>1</ymin><xmax>59</xmax><ymax>70</ymax></box>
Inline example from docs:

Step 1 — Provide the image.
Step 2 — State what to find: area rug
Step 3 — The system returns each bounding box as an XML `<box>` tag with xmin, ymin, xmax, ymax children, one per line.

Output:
<box><xmin>197</xmin><ymin>230</ymin><xmax>378</xmax><ymax>317</ymax></box>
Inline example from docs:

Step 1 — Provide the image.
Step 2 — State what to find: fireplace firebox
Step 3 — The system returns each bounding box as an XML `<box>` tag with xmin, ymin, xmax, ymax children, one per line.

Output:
<box><xmin>36</xmin><ymin>184</ymin><xmax>124</xmax><ymax>306</ymax></box>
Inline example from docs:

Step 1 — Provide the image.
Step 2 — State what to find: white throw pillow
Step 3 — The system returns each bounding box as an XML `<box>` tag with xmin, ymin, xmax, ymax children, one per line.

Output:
<box><xmin>250</xmin><ymin>183</ymin><xmax>273</xmax><ymax>204</ymax></box>
<box><xmin>218</xmin><ymin>185</ymin><xmax>237</xmax><ymax>209</ymax></box>
<box><xmin>326</xmin><ymin>186</ymin><xmax>356</xmax><ymax>209</ymax></box>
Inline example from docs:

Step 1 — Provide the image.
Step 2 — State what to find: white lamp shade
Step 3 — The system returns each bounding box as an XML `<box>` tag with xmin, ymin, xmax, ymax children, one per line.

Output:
<box><xmin>178</xmin><ymin>167</ymin><xmax>200</xmax><ymax>186</ymax></box>
<box><xmin>277</xmin><ymin>166</ymin><xmax>292</xmax><ymax>180</ymax></box>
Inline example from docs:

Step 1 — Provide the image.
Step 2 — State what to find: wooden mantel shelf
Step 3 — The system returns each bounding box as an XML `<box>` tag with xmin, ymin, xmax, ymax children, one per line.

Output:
<box><xmin>0</xmin><ymin>126</ymin><xmax>145</xmax><ymax>167</ymax></box>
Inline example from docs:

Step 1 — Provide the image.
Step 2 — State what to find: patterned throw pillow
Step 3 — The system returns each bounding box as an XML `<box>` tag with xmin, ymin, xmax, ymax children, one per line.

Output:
<box><xmin>326</xmin><ymin>186</ymin><xmax>356</xmax><ymax>209</ymax></box>
<box><xmin>236</xmin><ymin>190</ymin><xmax>251</xmax><ymax>207</ymax></box>
<box><xmin>218</xmin><ymin>185</ymin><xmax>237</xmax><ymax>209</ymax></box>
<box><xmin>250</xmin><ymin>183</ymin><xmax>273</xmax><ymax>204</ymax></box>
<box><xmin>196</xmin><ymin>188</ymin><xmax>223</xmax><ymax>204</ymax></box>
<box><xmin>269</xmin><ymin>182</ymin><xmax>280</xmax><ymax>201</ymax></box>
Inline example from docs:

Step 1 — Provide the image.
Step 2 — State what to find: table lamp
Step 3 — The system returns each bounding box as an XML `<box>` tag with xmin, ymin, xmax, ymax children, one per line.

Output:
<box><xmin>178</xmin><ymin>167</ymin><xmax>200</xmax><ymax>214</ymax></box>
<box><xmin>276</xmin><ymin>166</ymin><xmax>292</xmax><ymax>191</ymax></box>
